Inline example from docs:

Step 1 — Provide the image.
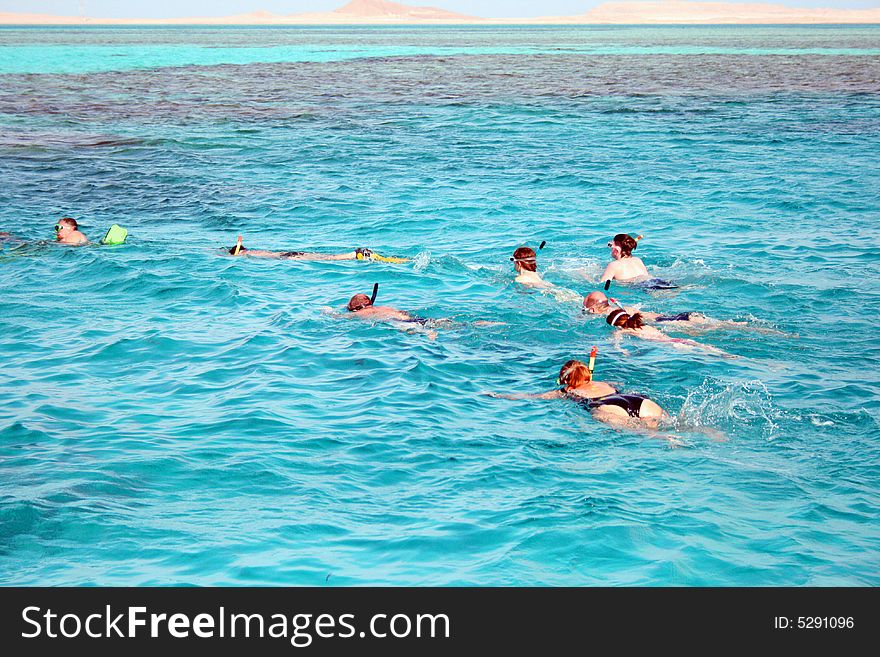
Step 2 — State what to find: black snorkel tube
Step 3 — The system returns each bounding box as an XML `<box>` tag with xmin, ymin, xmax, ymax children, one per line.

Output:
<box><xmin>369</xmin><ymin>282</ymin><xmax>379</xmax><ymax>306</ymax></box>
<box><xmin>509</xmin><ymin>240</ymin><xmax>547</xmax><ymax>263</ymax></box>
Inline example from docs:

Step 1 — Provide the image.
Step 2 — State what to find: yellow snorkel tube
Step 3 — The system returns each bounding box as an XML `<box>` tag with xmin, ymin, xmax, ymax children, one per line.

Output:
<box><xmin>588</xmin><ymin>346</ymin><xmax>598</xmax><ymax>375</ymax></box>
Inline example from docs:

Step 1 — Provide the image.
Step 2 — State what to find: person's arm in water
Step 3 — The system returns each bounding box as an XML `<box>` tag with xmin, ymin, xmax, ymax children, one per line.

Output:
<box><xmin>625</xmin><ymin>326</ymin><xmax>735</xmax><ymax>358</ymax></box>
<box><xmin>484</xmin><ymin>390</ymin><xmax>563</xmax><ymax>401</ymax></box>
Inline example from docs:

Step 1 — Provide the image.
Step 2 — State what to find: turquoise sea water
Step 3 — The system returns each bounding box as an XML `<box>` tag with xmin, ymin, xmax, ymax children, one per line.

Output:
<box><xmin>1</xmin><ymin>25</ymin><xmax>879</xmax><ymax>586</ymax></box>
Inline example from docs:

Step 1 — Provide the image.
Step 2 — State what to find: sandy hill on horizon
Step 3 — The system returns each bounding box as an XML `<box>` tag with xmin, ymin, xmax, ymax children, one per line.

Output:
<box><xmin>334</xmin><ymin>0</ymin><xmax>474</xmax><ymax>19</ymax></box>
<box><xmin>583</xmin><ymin>1</ymin><xmax>880</xmax><ymax>24</ymax></box>
<box><xmin>1</xmin><ymin>0</ymin><xmax>879</xmax><ymax>25</ymax></box>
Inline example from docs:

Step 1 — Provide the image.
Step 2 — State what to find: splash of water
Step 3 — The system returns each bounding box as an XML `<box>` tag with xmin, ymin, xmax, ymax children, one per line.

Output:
<box><xmin>677</xmin><ymin>378</ymin><xmax>779</xmax><ymax>441</ymax></box>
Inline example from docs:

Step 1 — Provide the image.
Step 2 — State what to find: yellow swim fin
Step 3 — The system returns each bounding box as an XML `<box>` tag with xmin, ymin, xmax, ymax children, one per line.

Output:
<box><xmin>370</xmin><ymin>252</ymin><xmax>410</xmax><ymax>264</ymax></box>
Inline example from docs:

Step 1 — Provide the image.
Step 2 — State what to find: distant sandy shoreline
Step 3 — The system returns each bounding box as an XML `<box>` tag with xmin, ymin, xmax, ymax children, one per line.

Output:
<box><xmin>3</xmin><ymin>19</ymin><xmax>880</xmax><ymax>26</ymax></box>
<box><xmin>2</xmin><ymin>1</ymin><xmax>880</xmax><ymax>26</ymax></box>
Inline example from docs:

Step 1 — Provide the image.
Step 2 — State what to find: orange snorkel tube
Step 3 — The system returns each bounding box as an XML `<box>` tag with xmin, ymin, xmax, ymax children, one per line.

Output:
<box><xmin>588</xmin><ymin>346</ymin><xmax>598</xmax><ymax>375</ymax></box>
<box><xmin>232</xmin><ymin>235</ymin><xmax>243</xmax><ymax>256</ymax></box>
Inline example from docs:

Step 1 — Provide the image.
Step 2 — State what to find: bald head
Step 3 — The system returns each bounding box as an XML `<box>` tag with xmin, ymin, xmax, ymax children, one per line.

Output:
<box><xmin>583</xmin><ymin>291</ymin><xmax>609</xmax><ymax>313</ymax></box>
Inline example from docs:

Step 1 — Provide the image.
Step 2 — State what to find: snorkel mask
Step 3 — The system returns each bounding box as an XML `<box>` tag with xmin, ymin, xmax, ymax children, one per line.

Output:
<box><xmin>510</xmin><ymin>240</ymin><xmax>546</xmax><ymax>263</ymax></box>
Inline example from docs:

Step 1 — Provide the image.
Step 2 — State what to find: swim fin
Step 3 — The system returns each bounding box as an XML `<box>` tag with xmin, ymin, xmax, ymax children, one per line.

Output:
<box><xmin>370</xmin><ymin>252</ymin><xmax>410</xmax><ymax>264</ymax></box>
<box><xmin>100</xmin><ymin>224</ymin><xmax>128</xmax><ymax>245</ymax></box>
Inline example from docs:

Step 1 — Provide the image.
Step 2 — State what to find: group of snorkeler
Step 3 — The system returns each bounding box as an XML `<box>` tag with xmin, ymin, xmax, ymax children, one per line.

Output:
<box><xmin>226</xmin><ymin>229</ymin><xmax>748</xmax><ymax>436</ymax></box>
<box><xmin>500</xmin><ymin>233</ymin><xmax>732</xmax><ymax>433</ymax></box>
<box><xmin>29</xmin><ymin>217</ymin><xmax>758</xmax><ymax>438</ymax></box>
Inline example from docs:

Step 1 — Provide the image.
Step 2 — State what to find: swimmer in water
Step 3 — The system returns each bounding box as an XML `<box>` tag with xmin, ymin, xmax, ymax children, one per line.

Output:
<box><xmin>600</xmin><ymin>234</ymin><xmax>675</xmax><ymax>290</ymax></box>
<box><xmin>584</xmin><ymin>291</ymin><xmax>781</xmax><ymax>335</ymax></box>
<box><xmin>54</xmin><ymin>218</ymin><xmax>88</xmax><ymax>245</ymax></box>
<box><xmin>343</xmin><ymin>287</ymin><xmax>441</xmax><ymax>340</ymax></box>
<box><xmin>226</xmin><ymin>236</ymin><xmax>406</xmax><ymax>262</ymax></box>
<box><xmin>339</xmin><ymin>286</ymin><xmax>503</xmax><ymax>340</ymax></box>
<box><xmin>487</xmin><ymin>358</ymin><xmax>666</xmax><ymax>430</ymax></box>
<box><xmin>511</xmin><ymin>245</ymin><xmax>582</xmax><ymax>302</ymax></box>
<box><xmin>511</xmin><ymin>246</ymin><xmax>550</xmax><ymax>288</ymax></box>
<box><xmin>604</xmin><ymin>307</ymin><xmax>734</xmax><ymax>357</ymax></box>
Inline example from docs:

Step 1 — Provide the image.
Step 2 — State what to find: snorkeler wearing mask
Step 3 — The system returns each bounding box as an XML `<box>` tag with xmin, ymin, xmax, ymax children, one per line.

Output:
<box><xmin>226</xmin><ymin>236</ymin><xmax>407</xmax><ymax>262</ymax></box>
<box><xmin>600</xmin><ymin>234</ymin><xmax>676</xmax><ymax>290</ymax></box>
<box><xmin>583</xmin><ymin>291</ymin><xmax>767</xmax><ymax>333</ymax></box>
<box><xmin>342</xmin><ymin>285</ymin><xmax>439</xmax><ymax>339</ymax></box>
<box><xmin>486</xmin><ymin>355</ymin><xmax>666</xmax><ymax>429</ymax></box>
<box><xmin>340</xmin><ymin>285</ymin><xmax>503</xmax><ymax>341</ymax></box>
<box><xmin>54</xmin><ymin>218</ymin><xmax>88</xmax><ymax>245</ymax></box>
<box><xmin>603</xmin><ymin>306</ymin><xmax>733</xmax><ymax>357</ymax></box>
<box><xmin>511</xmin><ymin>246</ymin><xmax>551</xmax><ymax>288</ymax></box>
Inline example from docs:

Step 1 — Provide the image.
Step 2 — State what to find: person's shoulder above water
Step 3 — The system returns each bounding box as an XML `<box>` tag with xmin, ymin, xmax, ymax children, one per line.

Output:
<box><xmin>600</xmin><ymin>233</ymin><xmax>649</xmax><ymax>282</ymax></box>
<box><xmin>511</xmin><ymin>245</ymin><xmax>552</xmax><ymax>288</ymax></box>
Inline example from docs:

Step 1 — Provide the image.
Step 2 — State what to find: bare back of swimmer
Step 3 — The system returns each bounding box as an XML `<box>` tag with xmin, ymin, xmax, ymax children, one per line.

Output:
<box><xmin>511</xmin><ymin>246</ymin><xmax>551</xmax><ymax>288</ymax></box>
<box><xmin>486</xmin><ymin>359</ymin><xmax>666</xmax><ymax>430</ymax></box>
<box><xmin>599</xmin><ymin>234</ymin><xmax>649</xmax><ymax>284</ymax></box>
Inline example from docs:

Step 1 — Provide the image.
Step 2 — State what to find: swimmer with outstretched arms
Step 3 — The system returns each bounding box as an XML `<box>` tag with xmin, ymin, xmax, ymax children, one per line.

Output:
<box><xmin>585</xmin><ymin>290</ymin><xmax>693</xmax><ymax>323</ymax></box>
<box><xmin>600</xmin><ymin>234</ymin><xmax>675</xmax><ymax>290</ymax></box>
<box><xmin>54</xmin><ymin>218</ymin><xmax>88</xmax><ymax>245</ymax></box>
<box><xmin>226</xmin><ymin>235</ymin><xmax>408</xmax><ymax>262</ymax></box>
<box><xmin>584</xmin><ymin>291</ymin><xmax>782</xmax><ymax>336</ymax></box>
<box><xmin>603</xmin><ymin>306</ymin><xmax>734</xmax><ymax>357</ymax></box>
<box><xmin>487</xmin><ymin>351</ymin><xmax>667</xmax><ymax>430</ymax></box>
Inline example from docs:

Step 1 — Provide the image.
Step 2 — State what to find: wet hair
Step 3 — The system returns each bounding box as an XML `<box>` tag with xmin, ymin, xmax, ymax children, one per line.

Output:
<box><xmin>58</xmin><ymin>217</ymin><xmax>78</xmax><ymax>230</ymax></box>
<box><xmin>512</xmin><ymin>246</ymin><xmax>537</xmax><ymax>272</ymax></box>
<box><xmin>348</xmin><ymin>294</ymin><xmax>372</xmax><ymax>312</ymax></box>
<box><xmin>607</xmin><ymin>308</ymin><xmax>645</xmax><ymax>330</ymax></box>
<box><xmin>228</xmin><ymin>245</ymin><xmax>248</xmax><ymax>255</ymax></box>
<box><xmin>612</xmin><ymin>234</ymin><xmax>638</xmax><ymax>257</ymax></box>
<box><xmin>583</xmin><ymin>291</ymin><xmax>608</xmax><ymax>313</ymax></box>
<box><xmin>559</xmin><ymin>360</ymin><xmax>592</xmax><ymax>388</ymax></box>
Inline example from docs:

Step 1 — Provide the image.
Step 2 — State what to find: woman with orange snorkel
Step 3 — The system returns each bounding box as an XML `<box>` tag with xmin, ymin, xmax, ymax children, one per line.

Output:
<box><xmin>486</xmin><ymin>348</ymin><xmax>667</xmax><ymax>429</ymax></box>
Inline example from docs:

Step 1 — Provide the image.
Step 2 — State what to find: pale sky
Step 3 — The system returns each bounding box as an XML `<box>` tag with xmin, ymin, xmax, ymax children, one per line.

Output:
<box><xmin>2</xmin><ymin>1</ymin><xmax>877</xmax><ymax>19</ymax></box>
